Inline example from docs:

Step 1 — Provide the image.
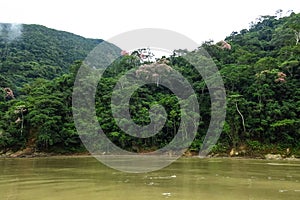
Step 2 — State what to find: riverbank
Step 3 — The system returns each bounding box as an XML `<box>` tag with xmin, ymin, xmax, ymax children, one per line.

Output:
<box><xmin>1</xmin><ymin>149</ymin><xmax>300</xmax><ymax>161</ymax></box>
<box><xmin>0</xmin><ymin>148</ymin><xmax>91</xmax><ymax>158</ymax></box>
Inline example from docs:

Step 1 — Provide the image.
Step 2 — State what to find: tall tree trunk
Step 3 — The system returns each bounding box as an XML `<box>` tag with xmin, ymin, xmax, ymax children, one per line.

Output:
<box><xmin>295</xmin><ymin>30</ymin><xmax>300</xmax><ymax>45</ymax></box>
<box><xmin>235</xmin><ymin>102</ymin><xmax>246</xmax><ymax>133</ymax></box>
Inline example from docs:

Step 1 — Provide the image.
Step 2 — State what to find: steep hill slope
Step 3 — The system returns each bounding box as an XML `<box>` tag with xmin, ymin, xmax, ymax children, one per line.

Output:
<box><xmin>0</xmin><ymin>23</ymin><xmax>102</xmax><ymax>89</ymax></box>
<box><xmin>0</xmin><ymin>12</ymin><xmax>299</xmax><ymax>156</ymax></box>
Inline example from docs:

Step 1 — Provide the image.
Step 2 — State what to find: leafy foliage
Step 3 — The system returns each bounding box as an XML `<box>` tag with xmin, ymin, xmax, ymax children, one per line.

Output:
<box><xmin>0</xmin><ymin>23</ymin><xmax>102</xmax><ymax>89</ymax></box>
<box><xmin>0</xmin><ymin>12</ymin><xmax>300</xmax><ymax>155</ymax></box>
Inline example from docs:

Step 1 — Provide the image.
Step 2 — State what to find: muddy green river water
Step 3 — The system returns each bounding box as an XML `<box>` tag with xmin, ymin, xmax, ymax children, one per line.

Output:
<box><xmin>0</xmin><ymin>156</ymin><xmax>299</xmax><ymax>200</ymax></box>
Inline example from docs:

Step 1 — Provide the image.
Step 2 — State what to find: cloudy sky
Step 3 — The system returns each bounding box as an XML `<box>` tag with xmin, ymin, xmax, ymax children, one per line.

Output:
<box><xmin>1</xmin><ymin>0</ymin><xmax>299</xmax><ymax>44</ymax></box>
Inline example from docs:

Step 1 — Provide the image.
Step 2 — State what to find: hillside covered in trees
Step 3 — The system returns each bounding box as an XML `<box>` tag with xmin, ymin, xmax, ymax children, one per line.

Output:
<box><xmin>0</xmin><ymin>11</ymin><xmax>299</xmax><ymax>157</ymax></box>
<box><xmin>0</xmin><ymin>23</ymin><xmax>102</xmax><ymax>91</ymax></box>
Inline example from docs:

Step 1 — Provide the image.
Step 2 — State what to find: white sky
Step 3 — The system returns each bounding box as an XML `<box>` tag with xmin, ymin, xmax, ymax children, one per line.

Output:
<box><xmin>1</xmin><ymin>0</ymin><xmax>299</xmax><ymax>45</ymax></box>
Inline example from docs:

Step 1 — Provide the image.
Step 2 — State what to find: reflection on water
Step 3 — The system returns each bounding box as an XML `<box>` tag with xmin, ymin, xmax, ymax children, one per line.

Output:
<box><xmin>0</xmin><ymin>157</ymin><xmax>300</xmax><ymax>200</ymax></box>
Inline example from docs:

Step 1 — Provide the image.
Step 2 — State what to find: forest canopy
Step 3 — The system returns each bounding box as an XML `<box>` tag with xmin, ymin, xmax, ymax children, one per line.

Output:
<box><xmin>0</xmin><ymin>11</ymin><xmax>299</xmax><ymax>157</ymax></box>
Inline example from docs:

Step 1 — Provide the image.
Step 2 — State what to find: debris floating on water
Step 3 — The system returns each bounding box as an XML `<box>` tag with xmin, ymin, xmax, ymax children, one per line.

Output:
<box><xmin>279</xmin><ymin>190</ymin><xmax>288</xmax><ymax>193</ymax></box>
<box><xmin>162</xmin><ymin>192</ymin><xmax>171</xmax><ymax>197</ymax></box>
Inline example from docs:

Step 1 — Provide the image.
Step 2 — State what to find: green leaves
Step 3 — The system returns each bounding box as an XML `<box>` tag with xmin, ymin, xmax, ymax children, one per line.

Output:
<box><xmin>1</xmin><ymin>12</ymin><xmax>300</xmax><ymax>154</ymax></box>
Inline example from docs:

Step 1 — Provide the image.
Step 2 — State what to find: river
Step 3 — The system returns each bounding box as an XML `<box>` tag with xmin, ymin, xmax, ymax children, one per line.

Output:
<box><xmin>0</xmin><ymin>156</ymin><xmax>299</xmax><ymax>200</ymax></box>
